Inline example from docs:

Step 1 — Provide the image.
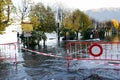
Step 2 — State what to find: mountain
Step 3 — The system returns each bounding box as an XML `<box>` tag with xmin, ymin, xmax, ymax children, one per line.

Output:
<box><xmin>85</xmin><ymin>8</ymin><xmax>120</xmax><ymax>22</ymax></box>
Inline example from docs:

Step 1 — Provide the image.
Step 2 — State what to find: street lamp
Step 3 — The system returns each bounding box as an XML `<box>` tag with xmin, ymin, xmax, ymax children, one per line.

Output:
<box><xmin>56</xmin><ymin>7</ymin><xmax>62</xmax><ymax>46</ymax></box>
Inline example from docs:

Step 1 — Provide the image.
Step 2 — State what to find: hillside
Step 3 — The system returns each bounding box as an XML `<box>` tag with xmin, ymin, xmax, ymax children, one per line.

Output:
<box><xmin>85</xmin><ymin>8</ymin><xmax>120</xmax><ymax>22</ymax></box>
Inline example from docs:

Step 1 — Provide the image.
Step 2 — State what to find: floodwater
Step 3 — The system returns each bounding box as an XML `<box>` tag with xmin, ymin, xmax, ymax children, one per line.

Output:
<box><xmin>0</xmin><ymin>32</ymin><xmax>120</xmax><ymax>80</ymax></box>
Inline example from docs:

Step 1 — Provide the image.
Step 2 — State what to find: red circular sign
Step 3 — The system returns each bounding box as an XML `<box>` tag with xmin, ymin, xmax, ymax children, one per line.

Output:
<box><xmin>89</xmin><ymin>43</ymin><xmax>103</xmax><ymax>57</ymax></box>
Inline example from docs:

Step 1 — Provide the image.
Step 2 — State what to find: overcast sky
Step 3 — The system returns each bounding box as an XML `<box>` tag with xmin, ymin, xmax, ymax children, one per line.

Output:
<box><xmin>12</xmin><ymin>0</ymin><xmax>120</xmax><ymax>11</ymax></box>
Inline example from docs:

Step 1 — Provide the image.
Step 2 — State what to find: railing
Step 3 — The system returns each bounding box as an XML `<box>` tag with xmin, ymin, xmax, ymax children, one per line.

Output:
<box><xmin>0</xmin><ymin>42</ymin><xmax>17</xmax><ymax>63</ymax></box>
<box><xmin>66</xmin><ymin>41</ymin><xmax>120</xmax><ymax>61</ymax></box>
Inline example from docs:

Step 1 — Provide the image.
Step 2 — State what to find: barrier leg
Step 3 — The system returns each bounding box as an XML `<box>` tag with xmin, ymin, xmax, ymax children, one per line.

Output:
<box><xmin>66</xmin><ymin>59</ymin><xmax>70</xmax><ymax>72</ymax></box>
<box><xmin>14</xmin><ymin>45</ymin><xmax>18</xmax><ymax>70</ymax></box>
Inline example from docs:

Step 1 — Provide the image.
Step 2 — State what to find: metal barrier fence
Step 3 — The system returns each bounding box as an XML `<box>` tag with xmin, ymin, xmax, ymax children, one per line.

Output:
<box><xmin>0</xmin><ymin>42</ymin><xmax>17</xmax><ymax>63</ymax></box>
<box><xmin>66</xmin><ymin>41</ymin><xmax>120</xmax><ymax>61</ymax></box>
<box><xmin>20</xmin><ymin>41</ymin><xmax>120</xmax><ymax>71</ymax></box>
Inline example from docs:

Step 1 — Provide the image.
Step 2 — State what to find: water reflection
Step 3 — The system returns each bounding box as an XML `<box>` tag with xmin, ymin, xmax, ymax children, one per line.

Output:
<box><xmin>104</xmin><ymin>33</ymin><xmax>120</xmax><ymax>42</ymax></box>
<box><xmin>0</xmin><ymin>61</ymin><xmax>8</xmax><ymax>79</ymax></box>
<box><xmin>22</xmin><ymin>51</ymin><xmax>54</xmax><ymax>68</ymax></box>
<box><xmin>112</xmin><ymin>34</ymin><xmax>119</xmax><ymax>42</ymax></box>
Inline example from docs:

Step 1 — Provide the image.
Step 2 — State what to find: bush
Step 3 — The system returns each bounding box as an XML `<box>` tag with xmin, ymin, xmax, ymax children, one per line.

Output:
<box><xmin>99</xmin><ymin>28</ymin><xmax>105</xmax><ymax>39</ymax></box>
<box><xmin>81</xmin><ymin>28</ymin><xmax>93</xmax><ymax>40</ymax></box>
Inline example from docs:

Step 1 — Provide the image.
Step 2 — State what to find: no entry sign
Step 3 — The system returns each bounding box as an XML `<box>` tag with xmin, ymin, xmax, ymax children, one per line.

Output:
<box><xmin>89</xmin><ymin>43</ymin><xmax>103</xmax><ymax>57</ymax></box>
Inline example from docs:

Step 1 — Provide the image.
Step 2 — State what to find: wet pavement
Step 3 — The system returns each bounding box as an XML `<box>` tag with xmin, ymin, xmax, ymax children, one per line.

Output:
<box><xmin>0</xmin><ymin>32</ymin><xmax>120</xmax><ymax>80</ymax></box>
<box><xmin>0</xmin><ymin>48</ymin><xmax>120</xmax><ymax>80</ymax></box>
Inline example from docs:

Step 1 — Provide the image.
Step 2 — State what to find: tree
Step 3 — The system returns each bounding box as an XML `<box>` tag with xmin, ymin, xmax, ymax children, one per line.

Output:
<box><xmin>119</xmin><ymin>23</ymin><xmax>120</xmax><ymax>32</ymax></box>
<box><xmin>31</xmin><ymin>30</ymin><xmax>47</xmax><ymax>47</ymax></box>
<box><xmin>14</xmin><ymin>0</ymin><xmax>33</xmax><ymax>23</ymax></box>
<box><xmin>41</xmin><ymin>6</ymin><xmax>56</xmax><ymax>33</ymax></box>
<box><xmin>107</xmin><ymin>19</ymin><xmax>119</xmax><ymax>34</ymax></box>
<box><xmin>60</xmin><ymin>27</ymin><xmax>76</xmax><ymax>40</ymax></box>
<box><xmin>29</xmin><ymin>3</ymin><xmax>56</xmax><ymax>32</ymax></box>
<box><xmin>0</xmin><ymin>0</ymin><xmax>13</xmax><ymax>34</ymax></box>
<box><xmin>111</xmin><ymin>19</ymin><xmax>119</xmax><ymax>30</ymax></box>
<box><xmin>63</xmin><ymin>9</ymin><xmax>91</xmax><ymax>40</ymax></box>
<box><xmin>105</xmin><ymin>21</ymin><xmax>112</xmax><ymax>36</ymax></box>
<box><xmin>28</xmin><ymin>3</ymin><xmax>56</xmax><ymax>46</ymax></box>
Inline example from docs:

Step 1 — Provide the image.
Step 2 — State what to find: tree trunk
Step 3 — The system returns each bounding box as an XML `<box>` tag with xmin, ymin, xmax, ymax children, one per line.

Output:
<box><xmin>7</xmin><ymin>5</ymin><xmax>10</xmax><ymax>22</ymax></box>
<box><xmin>37</xmin><ymin>40</ymin><xmax>40</xmax><ymax>47</ymax></box>
<box><xmin>76</xmin><ymin>31</ymin><xmax>79</xmax><ymax>40</ymax></box>
<box><xmin>21</xmin><ymin>13</ymin><xmax>24</xmax><ymax>23</ymax></box>
<box><xmin>57</xmin><ymin>23</ymin><xmax>60</xmax><ymax>46</ymax></box>
<box><xmin>43</xmin><ymin>40</ymin><xmax>45</xmax><ymax>47</ymax></box>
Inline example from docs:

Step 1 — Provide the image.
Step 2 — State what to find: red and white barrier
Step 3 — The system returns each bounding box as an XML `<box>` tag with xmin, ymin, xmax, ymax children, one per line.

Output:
<box><xmin>21</xmin><ymin>47</ymin><xmax>120</xmax><ymax>67</ymax></box>
<box><xmin>65</xmin><ymin>41</ymin><xmax>120</xmax><ymax>71</ymax></box>
<box><xmin>0</xmin><ymin>42</ymin><xmax>17</xmax><ymax>63</ymax></box>
<box><xmin>66</xmin><ymin>42</ymin><xmax>120</xmax><ymax>61</ymax></box>
<box><xmin>22</xmin><ymin>48</ymin><xmax>63</xmax><ymax>58</ymax></box>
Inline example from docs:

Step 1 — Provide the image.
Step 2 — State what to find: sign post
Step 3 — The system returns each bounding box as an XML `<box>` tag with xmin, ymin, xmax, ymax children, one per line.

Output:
<box><xmin>21</xmin><ymin>22</ymin><xmax>33</xmax><ymax>32</ymax></box>
<box><xmin>21</xmin><ymin>22</ymin><xmax>33</xmax><ymax>48</ymax></box>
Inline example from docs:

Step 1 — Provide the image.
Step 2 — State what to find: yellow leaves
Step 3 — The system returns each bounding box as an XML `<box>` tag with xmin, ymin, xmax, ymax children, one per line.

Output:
<box><xmin>31</xmin><ymin>16</ymin><xmax>40</xmax><ymax>29</ymax></box>
<box><xmin>112</xmin><ymin>34</ymin><xmax>119</xmax><ymax>42</ymax></box>
<box><xmin>0</xmin><ymin>23</ymin><xmax>6</xmax><ymax>31</ymax></box>
<box><xmin>111</xmin><ymin>19</ymin><xmax>119</xmax><ymax>29</ymax></box>
<box><xmin>63</xmin><ymin>9</ymin><xmax>91</xmax><ymax>32</ymax></box>
<box><xmin>63</xmin><ymin>13</ymin><xmax>79</xmax><ymax>31</ymax></box>
<box><xmin>0</xmin><ymin>0</ymin><xmax>13</xmax><ymax>33</ymax></box>
<box><xmin>66</xmin><ymin>16</ymin><xmax>73</xmax><ymax>29</ymax></box>
<box><xmin>0</xmin><ymin>1</ymin><xmax>6</xmax><ymax>32</ymax></box>
<box><xmin>0</xmin><ymin>12</ymin><xmax>7</xmax><ymax>21</ymax></box>
<box><xmin>6</xmin><ymin>0</ymin><xmax>12</xmax><ymax>4</ymax></box>
<box><xmin>0</xmin><ymin>0</ymin><xmax>12</xmax><ymax>7</ymax></box>
<box><xmin>0</xmin><ymin>1</ymin><xmax>5</xmax><ymax>6</ymax></box>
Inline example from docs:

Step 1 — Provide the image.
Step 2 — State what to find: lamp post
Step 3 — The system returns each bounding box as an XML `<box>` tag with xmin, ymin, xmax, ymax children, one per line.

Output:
<box><xmin>57</xmin><ymin>7</ymin><xmax>62</xmax><ymax>46</ymax></box>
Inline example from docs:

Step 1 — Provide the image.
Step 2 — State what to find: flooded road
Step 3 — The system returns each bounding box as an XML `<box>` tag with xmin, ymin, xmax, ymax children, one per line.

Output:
<box><xmin>0</xmin><ymin>32</ymin><xmax>120</xmax><ymax>80</ymax></box>
<box><xmin>0</xmin><ymin>45</ymin><xmax>120</xmax><ymax>80</ymax></box>
<box><xmin>0</xmin><ymin>58</ymin><xmax>117</xmax><ymax>80</ymax></box>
